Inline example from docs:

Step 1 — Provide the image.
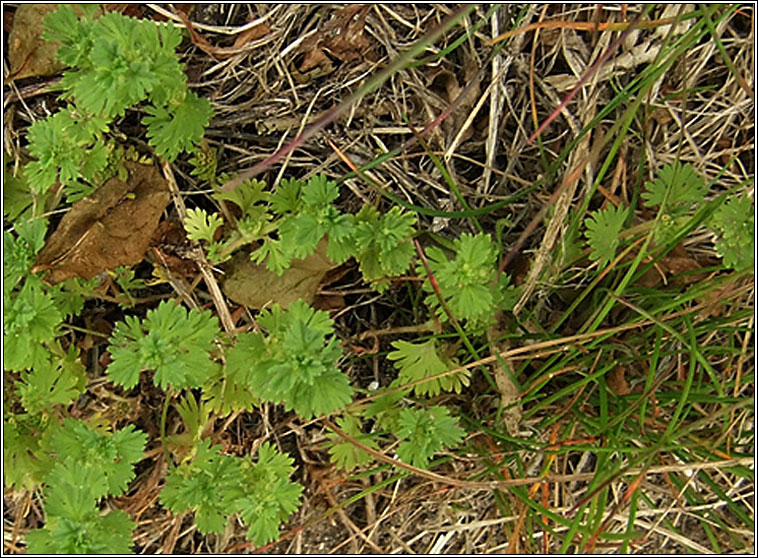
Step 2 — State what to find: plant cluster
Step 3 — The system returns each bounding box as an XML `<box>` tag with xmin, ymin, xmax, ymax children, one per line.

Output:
<box><xmin>4</xmin><ymin>4</ymin><xmax>753</xmax><ymax>555</ymax></box>
<box><xmin>161</xmin><ymin>440</ymin><xmax>303</xmax><ymax>546</ymax></box>
<box><xmin>27</xmin><ymin>4</ymin><xmax>212</xmax><ymax>201</ymax></box>
<box><xmin>23</xmin><ymin>419</ymin><xmax>147</xmax><ymax>554</ymax></box>
<box><xmin>583</xmin><ymin>161</ymin><xmax>754</xmax><ymax>272</ymax></box>
<box><xmin>186</xmin><ymin>171</ymin><xmax>419</xmax><ymax>292</ymax></box>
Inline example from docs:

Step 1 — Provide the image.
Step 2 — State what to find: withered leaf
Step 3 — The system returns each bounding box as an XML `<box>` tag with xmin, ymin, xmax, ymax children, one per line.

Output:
<box><xmin>7</xmin><ymin>5</ymin><xmax>65</xmax><ymax>81</ymax></box>
<box><xmin>176</xmin><ymin>9</ymin><xmax>270</xmax><ymax>61</ymax></box>
<box><xmin>321</xmin><ymin>5</ymin><xmax>372</xmax><ymax>63</ymax></box>
<box><xmin>222</xmin><ymin>238</ymin><xmax>337</xmax><ymax>310</ymax></box>
<box><xmin>607</xmin><ymin>366</ymin><xmax>631</xmax><ymax>396</ymax></box>
<box><xmin>296</xmin><ymin>5</ymin><xmax>374</xmax><ymax>78</ymax></box>
<box><xmin>426</xmin><ymin>59</ymin><xmax>481</xmax><ymax>143</ymax></box>
<box><xmin>34</xmin><ymin>161</ymin><xmax>170</xmax><ymax>284</ymax></box>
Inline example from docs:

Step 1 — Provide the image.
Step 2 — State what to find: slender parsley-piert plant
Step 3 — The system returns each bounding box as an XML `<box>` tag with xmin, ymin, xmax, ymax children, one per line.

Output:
<box><xmin>225</xmin><ymin>300</ymin><xmax>353</xmax><ymax>418</ymax></box>
<box><xmin>583</xmin><ymin>162</ymin><xmax>754</xmax><ymax>271</ymax></box>
<box><xmin>160</xmin><ymin>440</ymin><xmax>304</xmax><ymax>546</ymax></box>
<box><xmin>418</xmin><ymin>232</ymin><xmax>518</xmax><ymax>329</ymax></box>
<box><xmin>107</xmin><ymin>300</ymin><xmax>221</xmax><ymax>391</ymax></box>
<box><xmin>24</xmin><ymin>419</ymin><xmax>147</xmax><ymax>554</ymax></box>
<box><xmin>25</xmin><ymin>5</ymin><xmax>213</xmax><ymax>199</ymax></box>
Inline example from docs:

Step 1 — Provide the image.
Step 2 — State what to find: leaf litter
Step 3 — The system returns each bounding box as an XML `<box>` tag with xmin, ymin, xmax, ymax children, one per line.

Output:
<box><xmin>33</xmin><ymin>161</ymin><xmax>170</xmax><ymax>284</ymax></box>
<box><xmin>222</xmin><ymin>237</ymin><xmax>338</xmax><ymax>310</ymax></box>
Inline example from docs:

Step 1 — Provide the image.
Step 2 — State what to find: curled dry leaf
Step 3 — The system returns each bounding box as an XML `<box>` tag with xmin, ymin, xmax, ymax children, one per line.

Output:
<box><xmin>636</xmin><ymin>249</ymin><xmax>709</xmax><ymax>289</ymax></box>
<box><xmin>295</xmin><ymin>5</ymin><xmax>374</xmax><ymax>80</ymax></box>
<box><xmin>33</xmin><ymin>161</ymin><xmax>171</xmax><ymax>284</ymax></box>
<box><xmin>176</xmin><ymin>8</ymin><xmax>270</xmax><ymax>60</ymax></box>
<box><xmin>222</xmin><ymin>237</ymin><xmax>338</xmax><ymax>310</ymax></box>
<box><xmin>425</xmin><ymin>57</ymin><xmax>481</xmax><ymax>142</ymax></box>
<box><xmin>607</xmin><ymin>366</ymin><xmax>631</xmax><ymax>396</ymax></box>
<box><xmin>150</xmin><ymin>220</ymin><xmax>199</xmax><ymax>278</ymax></box>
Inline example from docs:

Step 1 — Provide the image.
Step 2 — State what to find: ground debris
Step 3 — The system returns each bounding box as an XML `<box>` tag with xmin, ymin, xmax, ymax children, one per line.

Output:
<box><xmin>33</xmin><ymin>161</ymin><xmax>170</xmax><ymax>284</ymax></box>
<box><xmin>222</xmin><ymin>237</ymin><xmax>338</xmax><ymax>310</ymax></box>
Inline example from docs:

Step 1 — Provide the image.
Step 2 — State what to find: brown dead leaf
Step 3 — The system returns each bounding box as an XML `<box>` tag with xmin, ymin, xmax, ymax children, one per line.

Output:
<box><xmin>222</xmin><ymin>238</ymin><xmax>338</xmax><ymax>310</ymax></box>
<box><xmin>176</xmin><ymin>9</ymin><xmax>269</xmax><ymax>60</ymax></box>
<box><xmin>321</xmin><ymin>5</ymin><xmax>372</xmax><ymax>63</ymax></box>
<box><xmin>113</xmin><ymin>455</ymin><xmax>165</xmax><ymax>517</ymax></box>
<box><xmin>33</xmin><ymin>161</ymin><xmax>170</xmax><ymax>284</ymax></box>
<box><xmin>296</xmin><ymin>5</ymin><xmax>374</xmax><ymax>78</ymax></box>
<box><xmin>635</xmin><ymin>245</ymin><xmax>709</xmax><ymax>289</ymax></box>
<box><xmin>607</xmin><ymin>366</ymin><xmax>631</xmax><ymax>396</ymax></box>
<box><xmin>101</xmin><ymin>4</ymin><xmax>144</xmax><ymax>18</ymax></box>
<box><xmin>231</xmin><ymin>22</ymin><xmax>271</xmax><ymax>49</ymax></box>
<box><xmin>7</xmin><ymin>5</ymin><xmax>66</xmax><ymax>81</ymax></box>
<box><xmin>150</xmin><ymin>220</ymin><xmax>198</xmax><ymax>277</ymax></box>
<box><xmin>426</xmin><ymin>59</ymin><xmax>481</xmax><ymax>142</ymax></box>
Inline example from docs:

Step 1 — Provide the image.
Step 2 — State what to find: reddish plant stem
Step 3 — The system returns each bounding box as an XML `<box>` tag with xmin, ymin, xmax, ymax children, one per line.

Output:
<box><xmin>219</xmin><ymin>5</ymin><xmax>474</xmax><ymax>192</ymax></box>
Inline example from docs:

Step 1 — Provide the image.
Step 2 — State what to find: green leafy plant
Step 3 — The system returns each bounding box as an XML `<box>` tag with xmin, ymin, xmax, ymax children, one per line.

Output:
<box><xmin>387</xmin><ymin>338</ymin><xmax>470</xmax><ymax>397</ymax></box>
<box><xmin>350</xmin><ymin>205</ymin><xmax>417</xmax><ymax>291</ymax></box>
<box><xmin>25</xmin><ymin>5</ymin><xmax>212</xmax><ymax>198</ymax></box>
<box><xmin>419</xmin><ymin>232</ymin><xmax>517</xmax><ymax>328</ymax></box>
<box><xmin>3</xmin><ymin>162</ymin><xmax>35</xmax><ymax>221</ymax></box>
<box><xmin>251</xmin><ymin>174</ymin><xmax>356</xmax><ymax>273</ymax></box>
<box><xmin>48</xmin><ymin>419</ymin><xmax>148</xmax><ymax>498</ymax></box>
<box><xmin>708</xmin><ymin>194</ymin><xmax>754</xmax><ymax>271</ymax></box>
<box><xmin>3</xmin><ymin>413</ymin><xmax>56</xmax><ymax>490</ymax></box>
<box><xmin>161</xmin><ymin>440</ymin><xmax>303</xmax><ymax>545</ymax></box>
<box><xmin>26</xmin><ymin>467</ymin><xmax>136</xmax><ymax>554</ymax></box>
<box><xmin>24</xmin><ymin>107</ymin><xmax>109</xmax><ymax>197</ymax></box>
<box><xmin>110</xmin><ymin>266</ymin><xmax>147</xmax><ymax>307</ymax></box>
<box><xmin>184</xmin><ymin>207</ymin><xmax>224</xmax><ymax>244</ymax></box>
<box><xmin>25</xmin><ymin>419</ymin><xmax>147</xmax><ymax>554</ymax></box>
<box><xmin>225</xmin><ymin>300</ymin><xmax>352</xmax><ymax>418</ymax></box>
<box><xmin>641</xmin><ymin>162</ymin><xmax>707</xmax><ymax>210</ymax></box>
<box><xmin>107</xmin><ymin>300</ymin><xmax>221</xmax><ymax>390</ymax></box>
<box><xmin>16</xmin><ymin>346</ymin><xmax>86</xmax><ymax>415</ymax></box>
<box><xmin>395</xmin><ymin>406</ymin><xmax>465</xmax><ymax>468</ymax></box>
<box><xmin>213</xmin><ymin>176</ymin><xmax>270</xmax><ymax>220</ymax></box>
<box><xmin>4</xmin><ymin>218</ymin><xmax>48</xmax><ymax>297</ymax></box>
<box><xmin>276</xmin><ymin>175</ymin><xmax>353</xmax><ymax>262</ymax></box>
<box><xmin>641</xmin><ymin>162</ymin><xmax>707</xmax><ymax>243</ymax></box>
<box><xmin>635</xmin><ymin>162</ymin><xmax>752</xmax><ymax>272</ymax></box>
<box><xmin>3</xmin><ymin>5</ymin><xmax>752</xmax><ymax>554</ymax></box>
<box><xmin>584</xmin><ymin>203</ymin><xmax>629</xmax><ymax>267</ymax></box>
<box><xmin>4</xmin><ymin>276</ymin><xmax>66</xmax><ymax>373</ymax></box>
<box><xmin>186</xmin><ymin>168</ymin><xmax>419</xmax><ymax>289</ymax></box>
<box><xmin>327</xmin><ymin>414</ymin><xmax>380</xmax><ymax>472</ymax></box>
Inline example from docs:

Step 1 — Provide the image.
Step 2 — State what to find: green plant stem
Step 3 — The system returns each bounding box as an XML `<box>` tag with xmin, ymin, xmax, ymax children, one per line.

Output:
<box><xmin>160</xmin><ymin>389</ymin><xmax>174</xmax><ymax>465</ymax></box>
<box><xmin>405</xmin><ymin>118</ymin><xmax>483</xmax><ymax>233</ymax></box>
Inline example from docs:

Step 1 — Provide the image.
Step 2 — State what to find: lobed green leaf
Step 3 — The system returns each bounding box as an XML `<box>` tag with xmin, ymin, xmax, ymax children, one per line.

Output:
<box><xmin>226</xmin><ymin>301</ymin><xmax>352</xmax><ymax>418</ymax></box>
<box><xmin>395</xmin><ymin>406</ymin><xmax>465</xmax><ymax>469</ymax></box>
<box><xmin>388</xmin><ymin>339</ymin><xmax>470</xmax><ymax>397</ymax></box>
<box><xmin>107</xmin><ymin>300</ymin><xmax>221</xmax><ymax>390</ymax></box>
<box><xmin>584</xmin><ymin>203</ymin><xmax>629</xmax><ymax>267</ymax></box>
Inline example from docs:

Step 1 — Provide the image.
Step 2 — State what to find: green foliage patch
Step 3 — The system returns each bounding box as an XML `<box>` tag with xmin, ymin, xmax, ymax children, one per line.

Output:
<box><xmin>3</xmin><ymin>4</ymin><xmax>752</xmax><ymax>555</ymax></box>
<box><xmin>161</xmin><ymin>440</ymin><xmax>303</xmax><ymax>545</ymax></box>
